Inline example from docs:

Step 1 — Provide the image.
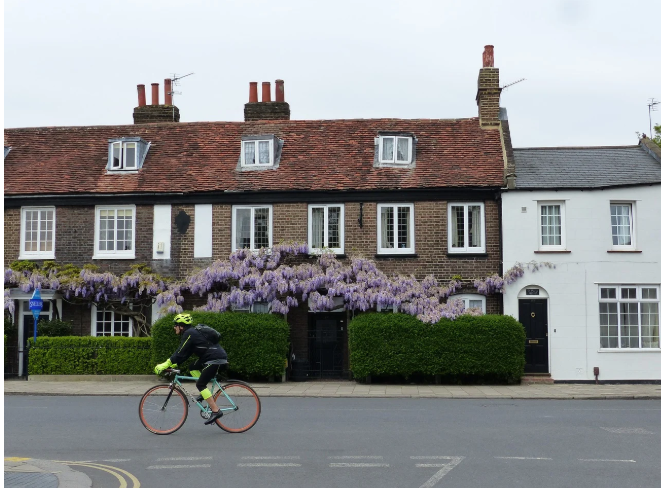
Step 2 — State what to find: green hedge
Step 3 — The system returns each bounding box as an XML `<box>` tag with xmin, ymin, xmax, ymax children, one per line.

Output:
<box><xmin>27</xmin><ymin>336</ymin><xmax>152</xmax><ymax>375</ymax></box>
<box><xmin>152</xmin><ymin>312</ymin><xmax>289</xmax><ymax>378</ymax></box>
<box><xmin>348</xmin><ymin>313</ymin><xmax>526</xmax><ymax>383</ymax></box>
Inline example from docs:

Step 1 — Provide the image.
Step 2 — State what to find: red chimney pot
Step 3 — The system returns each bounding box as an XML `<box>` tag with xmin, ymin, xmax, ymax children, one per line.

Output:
<box><xmin>164</xmin><ymin>79</ymin><xmax>172</xmax><ymax>105</ymax></box>
<box><xmin>249</xmin><ymin>82</ymin><xmax>258</xmax><ymax>103</ymax></box>
<box><xmin>483</xmin><ymin>45</ymin><xmax>495</xmax><ymax>68</ymax></box>
<box><xmin>275</xmin><ymin>79</ymin><xmax>285</xmax><ymax>102</ymax></box>
<box><xmin>137</xmin><ymin>84</ymin><xmax>146</xmax><ymax>107</ymax></box>
<box><xmin>151</xmin><ymin>83</ymin><xmax>159</xmax><ymax>105</ymax></box>
<box><xmin>262</xmin><ymin>82</ymin><xmax>271</xmax><ymax>102</ymax></box>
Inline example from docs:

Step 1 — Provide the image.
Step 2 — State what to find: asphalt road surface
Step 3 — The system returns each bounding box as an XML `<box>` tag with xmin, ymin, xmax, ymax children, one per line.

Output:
<box><xmin>5</xmin><ymin>395</ymin><xmax>660</xmax><ymax>488</ymax></box>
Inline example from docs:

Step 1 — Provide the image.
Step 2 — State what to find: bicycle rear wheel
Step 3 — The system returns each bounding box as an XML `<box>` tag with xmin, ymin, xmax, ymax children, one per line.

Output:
<box><xmin>139</xmin><ymin>385</ymin><xmax>188</xmax><ymax>435</ymax></box>
<box><xmin>213</xmin><ymin>382</ymin><xmax>261</xmax><ymax>433</ymax></box>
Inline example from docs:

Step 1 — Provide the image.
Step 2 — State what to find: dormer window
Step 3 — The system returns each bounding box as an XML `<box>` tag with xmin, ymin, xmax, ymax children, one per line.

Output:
<box><xmin>375</xmin><ymin>133</ymin><xmax>415</xmax><ymax>166</ymax></box>
<box><xmin>107</xmin><ymin>137</ymin><xmax>149</xmax><ymax>172</ymax></box>
<box><xmin>112</xmin><ymin>141</ymin><xmax>137</xmax><ymax>169</ymax></box>
<box><xmin>239</xmin><ymin>135</ymin><xmax>283</xmax><ymax>170</ymax></box>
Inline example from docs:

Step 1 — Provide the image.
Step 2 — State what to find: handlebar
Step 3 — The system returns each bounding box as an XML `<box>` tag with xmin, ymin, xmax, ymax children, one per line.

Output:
<box><xmin>163</xmin><ymin>368</ymin><xmax>181</xmax><ymax>375</ymax></box>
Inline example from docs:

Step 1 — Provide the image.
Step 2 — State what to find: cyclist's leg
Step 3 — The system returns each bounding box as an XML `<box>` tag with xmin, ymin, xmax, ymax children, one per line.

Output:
<box><xmin>196</xmin><ymin>363</ymin><xmax>222</xmax><ymax>423</ymax></box>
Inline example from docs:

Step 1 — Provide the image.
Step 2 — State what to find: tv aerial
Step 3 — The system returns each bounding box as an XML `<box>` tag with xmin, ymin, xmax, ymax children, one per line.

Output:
<box><xmin>647</xmin><ymin>98</ymin><xmax>659</xmax><ymax>138</ymax></box>
<box><xmin>501</xmin><ymin>78</ymin><xmax>526</xmax><ymax>91</ymax></box>
<box><xmin>168</xmin><ymin>72</ymin><xmax>194</xmax><ymax>119</ymax></box>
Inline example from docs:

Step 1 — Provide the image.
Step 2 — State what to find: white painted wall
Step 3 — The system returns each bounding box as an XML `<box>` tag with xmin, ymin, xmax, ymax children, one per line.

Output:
<box><xmin>502</xmin><ymin>186</ymin><xmax>661</xmax><ymax>381</ymax></box>
<box><xmin>152</xmin><ymin>205</ymin><xmax>171</xmax><ymax>260</ymax></box>
<box><xmin>194</xmin><ymin>204</ymin><xmax>213</xmax><ymax>258</ymax></box>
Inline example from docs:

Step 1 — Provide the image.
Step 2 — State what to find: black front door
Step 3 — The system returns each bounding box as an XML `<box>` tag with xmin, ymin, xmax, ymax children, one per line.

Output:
<box><xmin>308</xmin><ymin>313</ymin><xmax>344</xmax><ymax>379</ymax></box>
<box><xmin>519</xmin><ymin>299</ymin><xmax>549</xmax><ymax>373</ymax></box>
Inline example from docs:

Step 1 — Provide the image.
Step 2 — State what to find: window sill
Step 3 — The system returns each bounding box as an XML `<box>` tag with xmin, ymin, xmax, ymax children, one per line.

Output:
<box><xmin>93</xmin><ymin>254</ymin><xmax>136</xmax><ymax>260</ymax></box>
<box><xmin>18</xmin><ymin>254</ymin><xmax>55</xmax><ymax>260</ymax></box>
<box><xmin>598</xmin><ymin>349</ymin><xmax>661</xmax><ymax>353</ymax></box>
<box><xmin>535</xmin><ymin>250</ymin><xmax>571</xmax><ymax>253</ymax></box>
<box><xmin>446</xmin><ymin>253</ymin><xmax>488</xmax><ymax>258</ymax></box>
<box><xmin>375</xmin><ymin>253</ymin><xmax>418</xmax><ymax>259</ymax></box>
<box><xmin>607</xmin><ymin>250</ymin><xmax>642</xmax><ymax>253</ymax></box>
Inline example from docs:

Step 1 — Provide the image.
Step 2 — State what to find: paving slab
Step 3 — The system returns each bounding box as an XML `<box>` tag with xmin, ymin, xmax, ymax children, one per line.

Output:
<box><xmin>4</xmin><ymin>458</ymin><xmax>92</xmax><ymax>488</ymax></box>
<box><xmin>5</xmin><ymin>378</ymin><xmax>661</xmax><ymax>399</ymax></box>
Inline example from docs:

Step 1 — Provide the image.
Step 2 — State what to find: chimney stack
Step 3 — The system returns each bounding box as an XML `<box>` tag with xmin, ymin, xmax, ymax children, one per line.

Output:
<box><xmin>164</xmin><ymin>78</ymin><xmax>172</xmax><ymax>105</ymax></box>
<box><xmin>476</xmin><ymin>45</ymin><xmax>501</xmax><ymax>128</ymax></box>
<box><xmin>137</xmin><ymin>84</ymin><xmax>146</xmax><ymax>107</ymax></box>
<box><xmin>133</xmin><ymin>82</ymin><xmax>180</xmax><ymax>124</ymax></box>
<box><xmin>244</xmin><ymin>80</ymin><xmax>290</xmax><ymax>121</ymax></box>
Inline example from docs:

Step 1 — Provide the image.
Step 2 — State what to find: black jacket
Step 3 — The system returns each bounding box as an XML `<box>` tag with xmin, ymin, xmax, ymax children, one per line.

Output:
<box><xmin>169</xmin><ymin>326</ymin><xmax>227</xmax><ymax>366</ymax></box>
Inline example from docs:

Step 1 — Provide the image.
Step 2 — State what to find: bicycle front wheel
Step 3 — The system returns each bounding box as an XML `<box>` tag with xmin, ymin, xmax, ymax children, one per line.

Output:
<box><xmin>139</xmin><ymin>385</ymin><xmax>188</xmax><ymax>435</ymax></box>
<box><xmin>213</xmin><ymin>382</ymin><xmax>261</xmax><ymax>433</ymax></box>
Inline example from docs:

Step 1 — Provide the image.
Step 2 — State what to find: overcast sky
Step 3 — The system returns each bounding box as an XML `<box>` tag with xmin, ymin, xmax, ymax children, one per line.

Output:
<box><xmin>4</xmin><ymin>0</ymin><xmax>659</xmax><ymax>147</ymax></box>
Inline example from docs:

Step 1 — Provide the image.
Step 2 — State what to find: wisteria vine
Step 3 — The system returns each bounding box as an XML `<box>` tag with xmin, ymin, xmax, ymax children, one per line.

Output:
<box><xmin>4</xmin><ymin>245</ymin><xmax>556</xmax><ymax>328</ymax></box>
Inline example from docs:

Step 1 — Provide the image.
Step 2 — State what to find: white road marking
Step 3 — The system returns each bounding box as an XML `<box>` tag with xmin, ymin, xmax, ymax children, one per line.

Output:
<box><xmin>329</xmin><ymin>463</ymin><xmax>390</xmax><ymax>467</ymax></box>
<box><xmin>495</xmin><ymin>457</ymin><xmax>553</xmax><ymax>460</ymax></box>
<box><xmin>328</xmin><ymin>456</ymin><xmax>384</xmax><ymax>460</ymax></box>
<box><xmin>600</xmin><ymin>427</ymin><xmax>654</xmax><ymax>434</ymax></box>
<box><xmin>156</xmin><ymin>456</ymin><xmax>213</xmax><ymax>461</ymax></box>
<box><xmin>418</xmin><ymin>457</ymin><xmax>464</xmax><ymax>488</ymax></box>
<box><xmin>241</xmin><ymin>456</ymin><xmax>301</xmax><ymax>460</ymax></box>
<box><xmin>238</xmin><ymin>463</ymin><xmax>301</xmax><ymax>467</ymax></box>
<box><xmin>411</xmin><ymin>456</ymin><xmax>455</xmax><ymax>460</ymax></box>
<box><xmin>579</xmin><ymin>459</ymin><xmax>636</xmax><ymax>463</ymax></box>
<box><xmin>147</xmin><ymin>464</ymin><xmax>211</xmax><ymax>469</ymax></box>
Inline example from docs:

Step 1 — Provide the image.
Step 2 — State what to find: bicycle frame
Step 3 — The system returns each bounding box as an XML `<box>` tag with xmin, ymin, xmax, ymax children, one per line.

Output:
<box><xmin>169</xmin><ymin>374</ymin><xmax>239</xmax><ymax>415</ymax></box>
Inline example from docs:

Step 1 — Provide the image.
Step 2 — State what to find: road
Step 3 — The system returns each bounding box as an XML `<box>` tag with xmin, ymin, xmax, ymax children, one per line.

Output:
<box><xmin>4</xmin><ymin>396</ymin><xmax>660</xmax><ymax>487</ymax></box>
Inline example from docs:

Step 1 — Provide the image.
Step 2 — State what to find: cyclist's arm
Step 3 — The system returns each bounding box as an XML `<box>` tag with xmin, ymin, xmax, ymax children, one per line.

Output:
<box><xmin>170</xmin><ymin>329</ymin><xmax>196</xmax><ymax>365</ymax></box>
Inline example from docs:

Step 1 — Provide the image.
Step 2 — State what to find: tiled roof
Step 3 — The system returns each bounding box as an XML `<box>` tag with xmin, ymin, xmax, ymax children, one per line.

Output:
<box><xmin>512</xmin><ymin>145</ymin><xmax>661</xmax><ymax>189</ymax></box>
<box><xmin>4</xmin><ymin>118</ymin><xmax>505</xmax><ymax>197</ymax></box>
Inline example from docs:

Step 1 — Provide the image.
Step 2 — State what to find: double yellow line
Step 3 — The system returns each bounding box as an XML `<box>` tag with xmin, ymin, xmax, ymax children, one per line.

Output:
<box><xmin>57</xmin><ymin>461</ymin><xmax>140</xmax><ymax>488</ymax></box>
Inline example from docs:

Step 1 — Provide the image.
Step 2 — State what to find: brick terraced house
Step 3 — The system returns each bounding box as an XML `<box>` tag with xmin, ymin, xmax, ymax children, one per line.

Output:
<box><xmin>4</xmin><ymin>46</ymin><xmax>514</xmax><ymax>378</ymax></box>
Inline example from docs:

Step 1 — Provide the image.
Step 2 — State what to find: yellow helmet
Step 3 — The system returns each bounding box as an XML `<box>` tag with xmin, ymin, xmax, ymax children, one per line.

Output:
<box><xmin>173</xmin><ymin>313</ymin><xmax>193</xmax><ymax>326</ymax></box>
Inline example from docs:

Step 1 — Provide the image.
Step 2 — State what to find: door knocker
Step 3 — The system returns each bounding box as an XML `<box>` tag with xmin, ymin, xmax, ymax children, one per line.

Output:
<box><xmin>531</xmin><ymin>312</ymin><xmax>536</xmax><ymax>318</ymax></box>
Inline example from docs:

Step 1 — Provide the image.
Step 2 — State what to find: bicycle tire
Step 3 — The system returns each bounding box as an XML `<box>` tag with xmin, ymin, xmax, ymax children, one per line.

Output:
<box><xmin>139</xmin><ymin>385</ymin><xmax>189</xmax><ymax>435</ymax></box>
<box><xmin>213</xmin><ymin>382</ymin><xmax>261</xmax><ymax>433</ymax></box>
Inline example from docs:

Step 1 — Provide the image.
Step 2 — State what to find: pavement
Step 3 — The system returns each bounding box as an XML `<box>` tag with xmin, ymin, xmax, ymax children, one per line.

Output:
<box><xmin>5</xmin><ymin>375</ymin><xmax>661</xmax><ymax>399</ymax></box>
<box><xmin>4</xmin><ymin>457</ymin><xmax>92</xmax><ymax>488</ymax></box>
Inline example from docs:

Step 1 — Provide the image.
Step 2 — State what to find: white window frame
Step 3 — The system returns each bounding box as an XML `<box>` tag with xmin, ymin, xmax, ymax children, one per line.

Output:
<box><xmin>378</xmin><ymin>135</ymin><xmax>413</xmax><ymax>164</ymax></box>
<box><xmin>308</xmin><ymin>204</ymin><xmax>345</xmax><ymax>254</ymax></box>
<box><xmin>538</xmin><ymin>201</ymin><xmax>566</xmax><ymax>251</ymax></box>
<box><xmin>241</xmin><ymin>139</ymin><xmax>274</xmax><ymax>167</ymax></box>
<box><xmin>232</xmin><ymin>302</ymin><xmax>271</xmax><ymax>313</ymax></box>
<box><xmin>110</xmin><ymin>141</ymin><xmax>138</xmax><ymax>170</ymax></box>
<box><xmin>377</xmin><ymin>203</ymin><xmax>415</xmax><ymax>255</ymax></box>
<box><xmin>609</xmin><ymin>201</ymin><xmax>636</xmax><ymax>251</ymax></box>
<box><xmin>598</xmin><ymin>285</ymin><xmax>660</xmax><ymax>350</ymax></box>
<box><xmin>93</xmin><ymin>205</ymin><xmax>136</xmax><ymax>259</ymax></box>
<box><xmin>91</xmin><ymin>304</ymin><xmax>133</xmax><ymax>337</ymax></box>
<box><xmin>231</xmin><ymin>205</ymin><xmax>273</xmax><ymax>252</ymax></box>
<box><xmin>19</xmin><ymin>206</ymin><xmax>56</xmax><ymax>259</ymax></box>
<box><xmin>449</xmin><ymin>294</ymin><xmax>486</xmax><ymax>314</ymax></box>
<box><xmin>447</xmin><ymin>202</ymin><xmax>486</xmax><ymax>254</ymax></box>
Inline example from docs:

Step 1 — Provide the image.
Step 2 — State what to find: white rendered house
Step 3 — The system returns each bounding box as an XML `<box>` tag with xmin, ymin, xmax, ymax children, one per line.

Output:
<box><xmin>502</xmin><ymin>139</ymin><xmax>661</xmax><ymax>381</ymax></box>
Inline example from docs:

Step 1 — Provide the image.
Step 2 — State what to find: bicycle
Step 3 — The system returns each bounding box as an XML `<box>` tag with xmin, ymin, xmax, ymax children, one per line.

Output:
<box><xmin>138</xmin><ymin>366</ymin><xmax>261</xmax><ymax>435</ymax></box>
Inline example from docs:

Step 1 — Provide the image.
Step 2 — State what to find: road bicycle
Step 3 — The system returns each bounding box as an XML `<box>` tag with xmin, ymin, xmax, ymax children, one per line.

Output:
<box><xmin>138</xmin><ymin>366</ymin><xmax>261</xmax><ymax>435</ymax></box>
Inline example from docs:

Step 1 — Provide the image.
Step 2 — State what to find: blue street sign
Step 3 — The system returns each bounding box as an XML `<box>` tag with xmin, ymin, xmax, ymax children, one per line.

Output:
<box><xmin>29</xmin><ymin>289</ymin><xmax>43</xmax><ymax>343</ymax></box>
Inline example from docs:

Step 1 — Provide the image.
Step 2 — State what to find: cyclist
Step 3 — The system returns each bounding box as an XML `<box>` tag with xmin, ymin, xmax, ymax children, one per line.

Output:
<box><xmin>154</xmin><ymin>313</ymin><xmax>228</xmax><ymax>425</ymax></box>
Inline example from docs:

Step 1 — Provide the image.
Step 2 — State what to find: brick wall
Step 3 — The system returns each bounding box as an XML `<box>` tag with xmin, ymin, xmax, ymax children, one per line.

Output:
<box><xmin>477</xmin><ymin>67</ymin><xmax>501</xmax><ymax>128</ymax></box>
<box><xmin>244</xmin><ymin>102</ymin><xmax>290</xmax><ymax>121</ymax></box>
<box><xmin>3</xmin><ymin>208</ymin><xmax>20</xmax><ymax>268</ymax></box>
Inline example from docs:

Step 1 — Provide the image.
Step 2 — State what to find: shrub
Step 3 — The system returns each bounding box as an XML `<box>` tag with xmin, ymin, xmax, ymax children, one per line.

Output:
<box><xmin>348</xmin><ymin>313</ymin><xmax>525</xmax><ymax>383</ymax></box>
<box><xmin>37</xmin><ymin>319</ymin><xmax>74</xmax><ymax>337</ymax></box>
<box><xmin>27</xmin><ymin>336</ymin><xmax>152</xmax><ymax>375</ymax></box>
<box><xmin>152</xmin><ymin>311</ymin><xmax>289</xmax><ymax>379</ymax></box>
